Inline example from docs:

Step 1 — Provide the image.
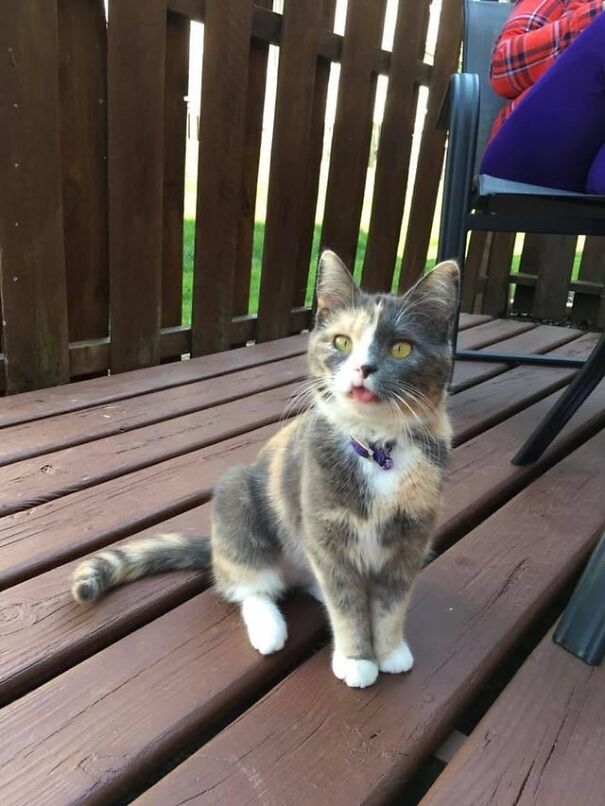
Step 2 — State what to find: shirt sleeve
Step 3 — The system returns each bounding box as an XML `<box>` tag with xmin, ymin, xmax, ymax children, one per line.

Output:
<box><xmin>489</xmin><ymin>0</ymin><xmax>604</xmax><ymax>99</ymax></box>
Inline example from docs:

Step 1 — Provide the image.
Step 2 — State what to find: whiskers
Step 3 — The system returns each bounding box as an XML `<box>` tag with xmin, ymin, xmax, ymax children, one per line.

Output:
<box><xmin>382</xmin><ymin>381</ymin><xmax>439</xmax><ymax>453</ymax></box>
<box><xmin>280</xmin><ymin>377</ymin><xmax>331</xmax><ymax>423</ymax></box>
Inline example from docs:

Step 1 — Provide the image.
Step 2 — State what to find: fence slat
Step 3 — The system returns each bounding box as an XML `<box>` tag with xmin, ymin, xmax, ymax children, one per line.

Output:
<box><xmin>460</xmin><ymin>232</ymin><xmax>490</xmax><ymax>313</ymax></box>
<box><xmin>232</xmin><ymin>0</ymin><xmax>272</xmax><ymax>318</ymax></box>
<box><xmin>361</xmin><ymin>0</ymin><xmax>431</xmax><ymax>292</ymax></box>
<box><xmin>521</xmin><ymin>234</ymin><xmax>576</xmax><ymax>320</ymax></box>
<box><xmin>481</xmin><ymin>232</ymin><xmax>516</xmax><ymax>317</ymax></box>
<box><xmin>0</xmin><ymin>0</ymin><xmax>70</xmax><ymax>393</ymax></box>
<box><xmin>191</xmin><ymin>0</ymin><xmax>255</xmax><ymax>355</ymax></box>
<box><xmin>292</xmin><ymin>0</ymin><xmax>338</xmax><ymax>308</ymax></box>
<box><xmin>320</xmin><ymin>0</ymin><xmax>388</xmax><ymax>272</ymax></box>
<box><xmin>256</xmin><ymin>0</ymin><xmax>324</xmax><ymax>343</ymax></box>
<box><xmin>571</xmin><ymin>236</ymin><xmax>605</xmax><ymax>327</ymax></box>
<box><xmin>58</xmin><ymin>0</ymin><xmax>109</xmax><ymax>344</ymax></box>
<box><xmin>162</xmin><ymin>12</ymin><xmax>190</xmax><ymax>330</ymax></box>
<box><xmin>108</xmin><ymin>0</ymin><xmax>166</xmax><ymax>373</ymax></box>
<box><xmin>399</xmin><ymin>0</ymin><xmax>462</xmax><ymax>290</ymax></box>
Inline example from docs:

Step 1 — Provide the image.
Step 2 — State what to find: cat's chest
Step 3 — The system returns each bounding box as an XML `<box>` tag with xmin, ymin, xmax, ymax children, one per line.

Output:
<box><xmin>357</xmin><ymin>442</ymin><xmax>420</xmax><ymax>503</ymax></box>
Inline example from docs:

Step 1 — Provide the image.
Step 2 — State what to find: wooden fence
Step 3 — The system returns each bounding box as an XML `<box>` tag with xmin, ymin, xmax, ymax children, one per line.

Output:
<box><xmin>0</xmin><ymin>0</ymin><xmax>602</xmax><ymax>395</ymax></box>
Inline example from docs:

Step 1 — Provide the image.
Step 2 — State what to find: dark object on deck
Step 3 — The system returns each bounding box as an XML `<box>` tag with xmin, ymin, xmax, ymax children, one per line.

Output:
<box><xmin>439</xmin><ymin>0</ymin><xmax>605</xmax><ymax>464</ymax></box>
<box><xmin>554</xmin><ymin>533</ymin><xmax>605</xmax><ymax>666</ymax></box>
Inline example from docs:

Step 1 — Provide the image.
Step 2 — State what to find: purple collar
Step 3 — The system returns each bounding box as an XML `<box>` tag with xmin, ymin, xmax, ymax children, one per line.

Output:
<box><xmin>349</xmin><ymin>436</ymin><xmax>394</xmax><ymax>470</ymax></box>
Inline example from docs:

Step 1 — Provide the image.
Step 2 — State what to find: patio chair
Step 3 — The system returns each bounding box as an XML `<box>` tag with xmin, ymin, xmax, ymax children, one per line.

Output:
<box><xmin>438</xmin><ymin>0</ymin><xmax>605</xmax><ymax>467</ymax></box>
<box><xmin>439</xmin><ymin>0</ymin><xmax>605</xmax><ymax>666</ymax></box>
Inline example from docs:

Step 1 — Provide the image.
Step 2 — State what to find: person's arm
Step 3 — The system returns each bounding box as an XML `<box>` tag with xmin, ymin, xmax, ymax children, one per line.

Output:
<box><xmin>490</xmin><ymin>0</ymin><xmax>605</xmax><ymax>99</ymax></box>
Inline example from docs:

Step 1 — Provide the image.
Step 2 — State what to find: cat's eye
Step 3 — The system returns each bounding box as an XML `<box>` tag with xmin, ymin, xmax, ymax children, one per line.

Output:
<box><xmin>390</xmin><ymin>340</ymin><xmax>413</xmax><ymax>359</ymax></box>
<box><xmin>333</xmin><ymin>335</ymin><xmax>352</xmax><ymax>352</ymax></box>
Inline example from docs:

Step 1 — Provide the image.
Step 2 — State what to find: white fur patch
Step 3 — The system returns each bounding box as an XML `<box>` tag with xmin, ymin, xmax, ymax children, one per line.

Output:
<box><xmin>241</xmin><ymin>595</ymin><xmax>288</xmax><ymax>655</ymax></box>
<box><xmin>332</xmin><ymin>651</ymin><xmax>379</xmax><ymax>688</ymax></box>
<box><xmin>378</xmin><ymin>641</ymin><xmax>414</xmax><ymax>673</ymax></box>
<box><xmin>223</xmin><ymin>568</ymin><xmax>285</xmax><ymax>603</ymax></box>
<box><xmin>332</xmin><ymin>314</ymin><xmax>379</xmax><ymax>396</ymax></box>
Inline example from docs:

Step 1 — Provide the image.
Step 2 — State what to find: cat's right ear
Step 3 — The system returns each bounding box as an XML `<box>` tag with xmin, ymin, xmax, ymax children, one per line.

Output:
<box><xmin>316</xmin><ymin>250</ymin><xmax>358</xmax><ymax>322</ymax></box>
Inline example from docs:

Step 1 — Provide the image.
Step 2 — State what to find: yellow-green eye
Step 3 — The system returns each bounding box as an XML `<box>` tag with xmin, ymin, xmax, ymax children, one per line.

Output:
<box><xmin>390</xmin><ymin>340</ymin><xmax>413</xmax><ymax>359</ymax></box>
<box><xmin>333</xmin><ymin>335</ymin><xmax>352</xmax><ymax>352</ymax></box>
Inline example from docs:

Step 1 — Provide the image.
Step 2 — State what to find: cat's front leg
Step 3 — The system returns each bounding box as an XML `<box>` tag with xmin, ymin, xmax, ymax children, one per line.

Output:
<box><xmin>371</xmin><ymin>576</ymin><xmax>414</xmax><ymax>674</ymax></box>
<box><xmin>310</xmin><ymin>557</ymin><xmax>378</xmax><ymax>688</ymax></box>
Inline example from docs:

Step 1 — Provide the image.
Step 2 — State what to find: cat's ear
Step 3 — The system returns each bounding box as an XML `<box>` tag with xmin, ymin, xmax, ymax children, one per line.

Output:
<box><xmin>402</xmin><ymin>260</ymin><xmax>460</xmax><ymax>340</ymax></box>
<box><xmin>316</xmin><ymin>250</ymin><xmax>359</xmax><ymax>320</ymax></box>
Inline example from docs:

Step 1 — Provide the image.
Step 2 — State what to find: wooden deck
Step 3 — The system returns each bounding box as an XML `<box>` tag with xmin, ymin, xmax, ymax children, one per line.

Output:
<box><xmin>0</xmin><ymin>315</ymin><xmax>603</xmax><ymax>805</ymax></box>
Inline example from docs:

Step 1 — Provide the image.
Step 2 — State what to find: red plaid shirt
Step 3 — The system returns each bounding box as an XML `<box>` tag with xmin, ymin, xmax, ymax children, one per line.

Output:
<box><xmin>489</xmin><ymin>0</ymin><xmax>604</xmax><ymax>136</ymax></box>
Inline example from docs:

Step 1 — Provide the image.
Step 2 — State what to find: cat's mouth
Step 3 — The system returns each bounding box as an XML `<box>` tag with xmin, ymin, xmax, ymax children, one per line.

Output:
<box><xmin>349</xmin><ymin>386</ymin><xmax>380</xmax><ymax>404</ymax></box>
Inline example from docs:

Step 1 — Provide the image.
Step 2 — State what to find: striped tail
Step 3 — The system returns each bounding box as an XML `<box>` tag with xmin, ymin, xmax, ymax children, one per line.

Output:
<box><xmin>71</xmin><ymin>533</ymin><xmax>211</xmax><ymax>604</ymax></box>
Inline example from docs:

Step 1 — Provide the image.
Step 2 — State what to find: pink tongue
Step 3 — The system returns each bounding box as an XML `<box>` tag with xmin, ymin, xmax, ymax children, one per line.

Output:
<box><xmin>350</xmin><ymin>386</ymin><xmax>378</xmax><ymax>403</ymax></box>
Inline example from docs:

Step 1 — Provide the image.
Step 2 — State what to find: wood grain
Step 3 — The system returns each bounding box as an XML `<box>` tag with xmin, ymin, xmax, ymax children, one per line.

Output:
<box><xmin>320</xmin><ymin>0</ymin><xmax>388</xmax><ymax>271</ymax></box>
<box><xmin>0</xmin><ymin>383</ymin><xmax>301</xmax><ymax>516</ymax></box>
<box><xmin>399</xmin><ymin>0</ymin><xmax>462</xmax><ymax>290</ymax></box>
<box><xmin>521</xmin><ymin>234</ymin><xmax>577</xmax><ymax>321</ymax></box>
<box><xmin>362</xmin><ymin>0</ymin><xmax>431</xmax><ymax>292</ymax></box>
<box><xmin>292</xmin><ymin>0</ymin><xmax>338</xmax><ymax>308</ymax></box>
<box><xmin>58</xmin><ymin>0</ymin><xmax>109</xmax><ymax>342</ymax></box>
<box><xmin>480</xmin><ymin>232</ymin><xmax>516</xmax><ymax>318</ymax></box>
<box><xmin>0</xmin><ymin>0</ymin><xmax>70</xmax><ymax>392</ymax></box>
<box><xmin>232</xmin><ymin>0</ymin><xmax>272</xmax><ymax>317</ymax></box>
<box><xmin>0</xmin><ymin>334</ymin><xmax>307</xmax><ymax>428</ymax></box>
<box><xmin>256</xmin><ymin>0</ymin><xmax>324</xmax><ymax>342</ymax></box>
<box><xmin>108</xmin><ymin>0</ymin><xmax>166</xmax><ymax>372</ymax></box>
<box><xmin>422</xmin><ymin>628</ymin><xmax>605</xmax><ymax>806</ymax></box>
<box><xmin>0</xmin><ymin>355</ymin><xmax>307</xmax><ymax>466</ymax></box>
<box><xmin>191</xmin><ymin>0</ymin><xmax>255</xmax><ymax>354</ymax></box>
<box><xmin>456</xmin><ymin>319</ymin><xmax>535</xmax><ymax>350</ymax></box>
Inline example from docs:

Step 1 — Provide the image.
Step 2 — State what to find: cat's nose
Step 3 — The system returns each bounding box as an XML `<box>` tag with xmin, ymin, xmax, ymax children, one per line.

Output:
<box><xmin>358</xmin><ymin>363</ymin><xmax>377</xmax><ymax>379</ymax></box>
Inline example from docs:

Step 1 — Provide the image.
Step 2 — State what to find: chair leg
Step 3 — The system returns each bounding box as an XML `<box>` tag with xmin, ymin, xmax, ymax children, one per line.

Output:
<box><xmin>554</xmin><ymin>533</ymin><xmax>605</xmax><ymax>666</ymax></box>
<box><xmin>512</xmin><ymin>331</ymin><xmax>605</xmax><ymax>465</ymax></box>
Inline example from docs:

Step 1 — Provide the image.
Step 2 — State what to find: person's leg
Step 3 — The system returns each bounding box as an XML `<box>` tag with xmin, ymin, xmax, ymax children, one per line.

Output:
<box><xmin>481</xmin><ymin>12</ymin><xmax>605</xmax><ymax>192</ymax></box>
<box><xmin>587</xmin><ymin>143</ymin><xmax>605</xmax><ymax>193</ymax></box>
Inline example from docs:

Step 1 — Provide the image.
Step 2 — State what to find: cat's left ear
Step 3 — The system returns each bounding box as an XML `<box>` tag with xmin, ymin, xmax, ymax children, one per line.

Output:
<box><xmin>402</xmin><ymin>260</ymin><xmax>460</xmax><ymax>340</ymax></box>
<box><xmin>316</xmin><ymin>250</ymin><xmax>359</xmax><ymax>322</ymax></box>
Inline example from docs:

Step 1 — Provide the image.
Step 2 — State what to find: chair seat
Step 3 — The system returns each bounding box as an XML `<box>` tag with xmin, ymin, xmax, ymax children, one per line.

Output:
<box><xmin>473</xmin><ymin>174</ymin><xmax>605</xmax><ymax>223</ymax></box>
<box><xmin>475</xmin><ymin>173</ymin><xmax>605</xmax><ymax>203</ymax></box>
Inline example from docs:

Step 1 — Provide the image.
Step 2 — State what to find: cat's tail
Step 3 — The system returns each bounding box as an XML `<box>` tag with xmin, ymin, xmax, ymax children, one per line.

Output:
<box><xmin>70</xmin><ymin>533</ymin><xmax>211</xmax><ymax>604</ymax></box>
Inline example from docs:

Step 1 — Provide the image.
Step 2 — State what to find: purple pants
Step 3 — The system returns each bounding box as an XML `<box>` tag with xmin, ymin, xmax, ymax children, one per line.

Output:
<box><xmin>481</xmin><ymin>11</ymin><xmax>605</xmax><ymax>194</ymax></box>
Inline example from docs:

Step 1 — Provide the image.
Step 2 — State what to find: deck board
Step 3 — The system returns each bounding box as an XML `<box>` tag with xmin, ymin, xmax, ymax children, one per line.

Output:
<box><xmin>422</xmin><ymin>628</ymin><xmax>605</xmax><ymax>806</ymax></box>
<box><xmin>0</xmin><ymin>319</ymin><xmax>602</xmax><ymax>805</ymax></box>
<box><xmin>0</xmin><ymin>334</ymin><xmax>308</xmax><ymax>428</ymax></box>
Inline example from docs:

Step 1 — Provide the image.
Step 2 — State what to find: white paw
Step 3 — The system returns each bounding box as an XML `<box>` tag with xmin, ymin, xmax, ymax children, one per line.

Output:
<box><xmin>241</xmin><ymin>596</ymin><xmax>288</xmax><ymax>655</ymax></box>
<box><xmin>378</xmin><ymin>641</ymin><xmax>414</xmax><ymax>674</ymax></box>
<box><xmin>332</xmin><ymin>652</ymin><xmax>379</xmax><ymax>688</ymax></box>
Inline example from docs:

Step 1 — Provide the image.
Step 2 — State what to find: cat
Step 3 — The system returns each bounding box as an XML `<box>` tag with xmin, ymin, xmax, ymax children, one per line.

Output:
<box><xmin>71</xmin><ymin>251</ymin><xmax>459</xmax><ymax>688</ymax></box>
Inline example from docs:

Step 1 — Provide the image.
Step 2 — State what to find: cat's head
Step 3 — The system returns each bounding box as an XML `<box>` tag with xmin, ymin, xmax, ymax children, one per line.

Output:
<box><xmin>307</xmin><ymin>250</ymin><xmax>459</xmax><ymax>433</ymax></box>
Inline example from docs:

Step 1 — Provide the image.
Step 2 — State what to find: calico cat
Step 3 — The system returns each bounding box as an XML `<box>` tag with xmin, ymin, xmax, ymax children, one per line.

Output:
<box><xmin>71</xmin><ymin>251</ymin><xmax>459</xmax><ymax>688</ymax></box>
